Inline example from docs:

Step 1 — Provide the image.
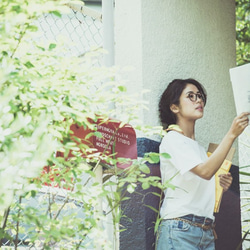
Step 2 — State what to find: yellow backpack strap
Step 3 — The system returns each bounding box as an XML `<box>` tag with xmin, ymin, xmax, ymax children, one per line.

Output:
<box><xmin>166</xmin><ymin>124</ymin><xmax>184</xmax><ymax>134</ymax></box>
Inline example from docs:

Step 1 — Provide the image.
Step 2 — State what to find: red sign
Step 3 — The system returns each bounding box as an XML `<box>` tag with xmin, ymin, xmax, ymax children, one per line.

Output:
<box><xmin>70</xmin><ymin>119</ymin><xmax>137</xmax><ymax>168</ymax></box>
<box><xmin>39</xmin><ymin>119</ymin><xmax>137</xmax><ymax>189</ymax></box>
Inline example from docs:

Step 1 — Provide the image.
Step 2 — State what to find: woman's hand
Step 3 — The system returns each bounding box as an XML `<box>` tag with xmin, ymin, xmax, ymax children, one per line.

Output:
<box><xmin>219</xmin><ymin>172</ymin><xmax>233</xmax><ymax>192</ymax></box>
<box><xmin>229</xmin><ymin>112</ymin><xmax>250</xmax><ymax>139</ymax></box>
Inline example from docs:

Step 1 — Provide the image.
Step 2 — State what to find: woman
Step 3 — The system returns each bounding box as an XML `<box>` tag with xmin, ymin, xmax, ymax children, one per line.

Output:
<box><xmin>156</xmin><ymin>78</ymin><xmax>249</xmax><ymax>249</ymax></box>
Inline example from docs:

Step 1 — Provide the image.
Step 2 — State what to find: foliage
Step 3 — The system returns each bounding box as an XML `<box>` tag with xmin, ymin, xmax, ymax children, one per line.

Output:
<box><xmin>235</xmin><ymin>0</ymin><xmax>250</xmax><ymax>247</ymax></box>
<box><xmin>236</xmin><ymin>0</ymin><xmax>250</xmax><ymax>65</ymax></box>
<box><xmin>238</xmin><ymin>130</ymin><xmax>250</xmax><ymax>247</ymax></box>
<box><xmin>0</xmin><ymin>0</ymin><xmax>173</xmax><ymax>249</ymax></box>
<box><xmin>1</xmin><ymin>0</ymin><xmax>249</xmax><ymax>248</ymax></box>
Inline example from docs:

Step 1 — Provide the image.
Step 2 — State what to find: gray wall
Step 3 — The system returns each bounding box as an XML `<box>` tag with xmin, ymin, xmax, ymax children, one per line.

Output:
<box><xmin>115</xmin><ymin>0</ymin><xmax>238</xmax><ymax>163</ymax></box>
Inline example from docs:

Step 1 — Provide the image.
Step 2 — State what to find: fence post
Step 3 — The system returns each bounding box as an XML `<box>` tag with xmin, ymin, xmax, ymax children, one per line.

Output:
<box><xmin>102</xmin><ymin>0</ymin><xmax>115</xmax><ymax>67</ymax></box>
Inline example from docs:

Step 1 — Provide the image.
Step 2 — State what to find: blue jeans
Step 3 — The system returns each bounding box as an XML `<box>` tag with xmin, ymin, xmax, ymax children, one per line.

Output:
<box><xmin>156</xmin><ymin>215</ymin><xmax>215</xmax><ymax>250</ymax></box>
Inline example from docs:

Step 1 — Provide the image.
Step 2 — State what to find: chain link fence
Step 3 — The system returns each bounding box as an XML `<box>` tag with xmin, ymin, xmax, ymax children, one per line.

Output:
<box><xmin>37</xmin><ymin>3</ymin><xmax>102</xmax><ymax>57</ymax></box>
<box><xmin>2</xmin><ymin>3</ymin><xmax>103</xmax><ymax>249</ymax></box>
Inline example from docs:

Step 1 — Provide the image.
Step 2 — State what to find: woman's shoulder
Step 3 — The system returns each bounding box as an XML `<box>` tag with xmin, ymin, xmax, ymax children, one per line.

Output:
<box><xmin>160</xmin><ymin>131</ymin><xmax>184</xmax><ymax>147</ymax></box>
<box><xmin>162</xmin><ymin>130</ymin><xmax>183</xmax><ymax>140</ymax></box>
<box><xmin>160</xmin><ymin>131</ymin><xmax>200</xmax><ymax>151</ymax></box>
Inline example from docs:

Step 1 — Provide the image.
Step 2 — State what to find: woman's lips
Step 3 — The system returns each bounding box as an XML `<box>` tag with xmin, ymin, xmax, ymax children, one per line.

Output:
<box><xmin>196</xmin><ymin>106</ymin><xmax>203</xmax><ymax>111</ymax></box>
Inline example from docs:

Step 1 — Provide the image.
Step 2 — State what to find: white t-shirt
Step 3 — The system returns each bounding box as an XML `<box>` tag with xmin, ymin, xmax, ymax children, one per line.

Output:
<box><xmin>159</xmin><ymin>131</ymin><xmax>215</xmax><ymax>220</ymax></box>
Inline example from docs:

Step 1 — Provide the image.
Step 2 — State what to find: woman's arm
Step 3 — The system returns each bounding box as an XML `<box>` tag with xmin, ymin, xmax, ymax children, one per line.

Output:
<box><xmin>191</xmin><ymin>112</ymin><xmax>250</xmax><ymax>180</ymax></box>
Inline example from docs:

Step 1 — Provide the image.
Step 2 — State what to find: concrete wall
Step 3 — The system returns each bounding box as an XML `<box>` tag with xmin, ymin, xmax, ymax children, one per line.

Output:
<box><xmin>115</xmin><ymin>0</ymin><xmax>238</xmax><ymax>162</ymax></box>
<box><xmin>115</xmin><ymin>0</ymin><xmax>144</xmax><ymax>122</ymax></box>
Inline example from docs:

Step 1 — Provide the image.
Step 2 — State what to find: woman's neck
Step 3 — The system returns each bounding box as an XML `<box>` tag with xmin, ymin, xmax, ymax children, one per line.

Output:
<box><xmin>177</xmin><ymin>120</ymin><xmax>195</xmax><ymax>139</ymax></box>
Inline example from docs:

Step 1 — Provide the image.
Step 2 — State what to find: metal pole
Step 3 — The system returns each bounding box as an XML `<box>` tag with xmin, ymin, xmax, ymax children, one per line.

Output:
<box><xmin>102</xmin><ymin>0</ymin><xmax>115</xmax><ymax>67</ymax></box>
<box><xmin>102</xmin><ymin>3</ymin><xmax>118</xmax><ymax>249</ymax></box>
<box><xmin>93</xmin><ymin>164</ymin><xmax>103</xmax><ymax>250</ymax></box>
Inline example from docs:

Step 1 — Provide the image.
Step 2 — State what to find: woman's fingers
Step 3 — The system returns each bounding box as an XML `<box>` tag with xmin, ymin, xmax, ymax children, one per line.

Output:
<box><xmin>231</xmin><ymin>112</ymin><xmax>250</xmax><ymax>137</ymax></box>
<box><xmin>219</xmin><ymin>173</ymin><xmax>233</xmax><ymax>192</ymax></box>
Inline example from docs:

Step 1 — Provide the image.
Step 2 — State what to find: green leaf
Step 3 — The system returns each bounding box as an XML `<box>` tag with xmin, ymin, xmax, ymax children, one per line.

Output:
<box><xmin>144</xmin><ymin>152</ymin><xmax>160</xmax><ymax>164</ymax></box>
<box><xmin>121</xmin><ymin>197</ymin><xmax>130</xmax><ymax>201</ymax></box>
<box><xmin>2</xmin><ymin>51</ymin><xmax>8</xmax><ymax>56</ymax></box>
<box><xmin>240</xmin><ymin>171</ymin><xmax>250</xmax><ymax>176</ymax></box>
<box><xmin>49</xmin><ymin>43</ymin><xmax>57</xmax><ymax>50</ymax></box>
<box><xmin>118</xmin><ymin>86</ymin><xmax>127</xmax><ymax>92</ymax></box>
<box><xmin>85</xmin><ymin>132</ymin><xmax>96</xmax><ymax>139</ymax></box>
<box><xmin>154</xmin><ymin>218</ymin><xmax>162</xmax><ymax>234</ymax></box>
<box><xmin>144</xmin><ymin>205</ymin><xmax>158</xmax><ymax>213</ymax></box>
<box><xmin>139</xmin><ymin>164</ymin><xmax>150</xmax><ymax>174</ymax></box>
<box><xmin>27</xmin><ymin>25</ymin><xmax>38</xmax><ymax>32</ymax></box>
<box><xmin>127</xmin><ymin>184</ymin><xmax>136</xmax><ymax>193</ymax></box>
<box><xmin>24</xmin><ymin>61</ymin><xmax>34</xmax><ymax>68</ymax></box>
<box><xmin>94</xmin><ymin>131</ymin><xmax>103</xmax><ymax>138</ymax></box>
<box><xmin>142</xmin><ymin>182</ymin><xmax>150</xmax><ymax>190</ymax></box>
<box><xmin>31</xmin><ymin>190</ymin><xmax>36</xmax><ymax>198</ymax></box>
<box><xmin>11</xmin><ymin>5</ymin><xmax>22</xmax><ymax>13</ymax></box>
<box><xmin>51</xmin><ymin>10</ymin><xmax>62</xmax><ymax>17</ymax></box>
<box><xmin>151</xmin><ymin>192</ymin><xmax>162</xmax><ymax>197</ymax></box>
<box><xmin>161</xmin><ymin>152</ymin><xmax>171</xmax><ymax>159</ymax></box>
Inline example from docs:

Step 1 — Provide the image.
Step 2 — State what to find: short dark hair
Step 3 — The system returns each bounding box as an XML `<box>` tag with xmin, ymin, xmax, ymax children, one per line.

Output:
<box><xmin>158</xmin><ymin>78</ymin><xmax>207</xmax><ymax>128</ymax></box>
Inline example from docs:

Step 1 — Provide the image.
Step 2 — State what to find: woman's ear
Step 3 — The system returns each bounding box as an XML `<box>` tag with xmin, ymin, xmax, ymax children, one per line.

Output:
<box><xmin>170</xmin><ymin>104</ymin><xmax>179</xmax><ymax>114</ymax></box>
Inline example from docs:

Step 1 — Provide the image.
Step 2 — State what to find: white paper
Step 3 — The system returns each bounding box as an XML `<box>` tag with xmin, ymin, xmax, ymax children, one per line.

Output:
<box><xmin>230</xmin><ymin>63</ymin><xmax>250</xmax><ymax>115</ymax></box>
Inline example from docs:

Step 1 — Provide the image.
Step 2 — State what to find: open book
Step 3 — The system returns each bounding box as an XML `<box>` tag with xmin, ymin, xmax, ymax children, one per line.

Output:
<box><xmin>207</xmin><ymin>143</ymin><xmax>235</xmax><ymax>213</ymax></box>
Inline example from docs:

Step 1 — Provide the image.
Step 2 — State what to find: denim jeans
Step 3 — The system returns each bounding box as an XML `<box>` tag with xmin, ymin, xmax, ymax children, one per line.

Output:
<box><xmin>156</xmin><ymin>215</ymin><xmax>215</xmax><ymax>250</ymax></box>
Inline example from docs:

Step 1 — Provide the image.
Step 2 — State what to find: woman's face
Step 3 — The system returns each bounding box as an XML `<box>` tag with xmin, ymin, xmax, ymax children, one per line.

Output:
<box><xmin>173</xmin><ymin>83</ymin><xmax>205</xmax><ymax>123</ymax></box>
